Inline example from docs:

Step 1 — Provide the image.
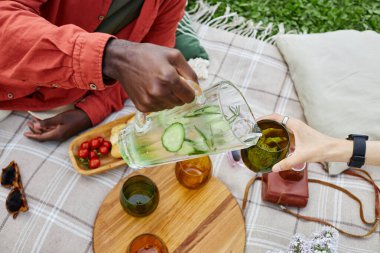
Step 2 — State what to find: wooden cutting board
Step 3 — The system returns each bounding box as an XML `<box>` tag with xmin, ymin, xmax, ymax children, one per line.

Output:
<box><xmin>93</xmin><ymin>164</ymin><xmax>246</xmax><ymax>253</ymax></box>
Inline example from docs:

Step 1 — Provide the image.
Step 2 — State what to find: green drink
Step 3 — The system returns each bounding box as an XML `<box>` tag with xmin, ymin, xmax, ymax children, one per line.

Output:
<box><xmin>120</xmin><ymin>175</ymin><xmax>159</xmax><ymax>217</ymax></box>
<box><xmin>241</xmin><ymin>120</ymin><xmax>290</xmax><ymax>173</ymax></box>
<box><xmin>118</xmin><ymin>81</ymin><xmax>261</xmax><ymax>168</ymax></box>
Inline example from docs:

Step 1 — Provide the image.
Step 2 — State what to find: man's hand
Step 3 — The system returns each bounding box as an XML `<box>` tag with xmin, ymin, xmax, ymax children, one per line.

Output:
<box><xmin>24</xmin><ymin>109</ymin><xmax>92</xmax><ymax>142</ymax></box>
<box><xmin>103</xmin><ymin>39</ymin><xmax>198</xmax><ymax>113</ymax></box>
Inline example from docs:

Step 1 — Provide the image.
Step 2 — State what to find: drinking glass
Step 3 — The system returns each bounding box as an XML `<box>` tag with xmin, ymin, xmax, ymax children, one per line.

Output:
<box><xmin>175</xmin><ymin>156</ymin><xmax>212</xmax><ymax>189</ymax></box>
<box><xmin>118</xmin><ymin>81</ymin><xmax>261</xmax><ymax>168</ymax></box>
<box><xmin>120</xmin><ymin>175</ymin><xmax>159</xmax><ymax>217</ymax></box>
<box><xmin>128</xmin><ymin>233</ymin><xmax>168</xmax><ymax>253</ymax></box>
<box><xmin>240</xmin><ymin>119</ymin><xmax>290</xmax><ymax>173</ymax></box>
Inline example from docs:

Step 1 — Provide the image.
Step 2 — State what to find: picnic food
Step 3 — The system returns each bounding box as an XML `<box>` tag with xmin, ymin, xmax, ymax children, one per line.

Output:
<box><xmin>1</xmin><ymin>161</ymin><xmax>29</xmax><ymax>219</ymax></box>
<box><xmin>78</xmin><ymin>148</ymin><xmax>89</xmax><ymax>159</ymax></box>
<box><xmin>108</xmin><ymin>115</ymin><xmax>136</xmax><ymax>159</ymax></box>
<box><xmin>76</xmin><ymin>137</ymin><xmax>112</xmax><ymax>169</ymax></box>
<box><xmin>80</xmin><ymin>141</ymin><xmax>90</xmax><ymax>150</ymax></box>
<box><xmin>110</xmin><ymin>123</ymin><xmax>127</xmax><ymax>158</ymax></box>
<box><xmin>89</xmin><ymin>158</ymin><xmax>101</xmax><ymax>169</ymax></box>
<box><xmin>99</xmin><ymin>145</ymin><xmax>109</xmax><ymax>155</ymax></box>
<box><xmin>90</xmin><ymin>138</ymin><xmax>101</xmax><ymax>149</ymax></box>
<box><xmin>90</xmin><ymin>150</ymin><xmax>98</xmax><ymax>159</ymax></box>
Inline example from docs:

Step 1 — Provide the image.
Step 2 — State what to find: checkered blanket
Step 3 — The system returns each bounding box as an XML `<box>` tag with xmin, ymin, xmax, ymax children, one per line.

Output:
<box><xmin>1</xmin><ymin>23</ymin><xmax>379</xmax><ymax>253</ymax></box>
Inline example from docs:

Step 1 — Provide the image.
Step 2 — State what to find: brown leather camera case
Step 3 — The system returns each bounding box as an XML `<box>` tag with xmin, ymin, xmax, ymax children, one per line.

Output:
<box><xmin>261</xmin><ymin>167</ymin><xmax>309</xmax><ymax>207</ymax></box>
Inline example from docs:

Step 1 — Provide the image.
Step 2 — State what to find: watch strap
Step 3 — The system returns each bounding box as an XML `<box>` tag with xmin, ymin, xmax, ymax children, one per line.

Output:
<box><xmin>347</xmin><ymin>135</ymin><xmax>367</xmax><ymax>168</ymax></box>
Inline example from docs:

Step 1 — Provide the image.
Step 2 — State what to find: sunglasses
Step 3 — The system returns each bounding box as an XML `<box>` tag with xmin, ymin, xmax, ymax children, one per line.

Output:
<box><xmin>1</xmin><ymin>161</ymin><xmax>29</xmax><ymax>218</ymax></box>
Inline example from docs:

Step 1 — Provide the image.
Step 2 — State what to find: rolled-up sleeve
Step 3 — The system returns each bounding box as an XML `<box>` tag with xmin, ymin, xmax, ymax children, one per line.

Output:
<box><xmin>0</xmin><ymin>0</ymin><xmax>114</xmax><ymax>91</ymax></box>
<box><xmin>75</xmin><ymin>83</ymin><xmax>129</xmax><ymax>125</ymax></box>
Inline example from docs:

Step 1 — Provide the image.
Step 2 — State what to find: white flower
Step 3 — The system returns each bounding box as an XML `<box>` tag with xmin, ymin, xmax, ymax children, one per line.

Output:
<box><xmin>266</xmin><ymin>227</ymin><xmax>339</xmax><ymax>253</ymax></box>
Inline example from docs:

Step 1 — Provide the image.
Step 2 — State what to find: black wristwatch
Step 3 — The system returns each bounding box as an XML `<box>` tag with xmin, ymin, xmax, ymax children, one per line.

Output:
<box><xmin>346</xmin><ymin>134</ymin><xmax>368</xmax><ymax>168</ymax></box>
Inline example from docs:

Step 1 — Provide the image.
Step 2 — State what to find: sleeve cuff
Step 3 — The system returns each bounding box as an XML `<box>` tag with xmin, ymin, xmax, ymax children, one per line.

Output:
<box><xmin>72</xmin><ymin>32</ymin><xmax>115</xmax><ymax>91</ymax></box>
<box><xmin>75</xmin><ymin>96</ymin><xmax>108</xmax><ymax>126</ymax></box>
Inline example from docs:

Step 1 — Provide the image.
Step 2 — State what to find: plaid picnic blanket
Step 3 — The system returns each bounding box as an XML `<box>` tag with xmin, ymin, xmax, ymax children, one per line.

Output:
<box><xmin>1</xmin><ymin>23</ymin><xmax>379</xmax><ymax>253</ymax></box>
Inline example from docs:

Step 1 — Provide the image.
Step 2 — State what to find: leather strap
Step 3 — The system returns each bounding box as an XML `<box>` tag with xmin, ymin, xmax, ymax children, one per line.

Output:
<box><xmin>242</xmin><ymin>175</ymin><xmax>261</xmax><ymax>210</ymax></box>
<box><xmin>242</xmin><ymin>169</ymin><xmax>380</xmax><ymax>238</ymax></box>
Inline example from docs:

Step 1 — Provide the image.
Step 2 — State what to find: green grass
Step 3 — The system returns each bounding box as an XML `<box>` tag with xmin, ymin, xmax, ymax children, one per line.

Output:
<box><xmin>187</xmin><ymin>0</ymin><xmax>380</xmax><ymax>34</ymax></box>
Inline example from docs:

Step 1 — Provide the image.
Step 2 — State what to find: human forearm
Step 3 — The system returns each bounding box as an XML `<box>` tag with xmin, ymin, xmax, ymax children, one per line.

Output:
<box><xmin>324</xmin><ymin>138</ymin><xmax>380</xmax><ymax>166</ymax></box>
<box><xmin>366</xmin><ymin>141</ymin><xmax>380</xmax><ymax>166</ymax></box>
<box><xmin>323</xmin><ymin>139</ymin><xmax>353</xmax><ymax>163</ymax></box>
<box><xmin>261</xmin><ymin>114</ymin><xmax>380</xmax><ymax>171</ymax></box>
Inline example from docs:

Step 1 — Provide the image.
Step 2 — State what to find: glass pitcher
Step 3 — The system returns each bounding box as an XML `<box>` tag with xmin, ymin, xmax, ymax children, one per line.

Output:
<box><xmin>118</xmin><ymin>81</ymin><xmax>261</xmax><ymax>168</ymax></box>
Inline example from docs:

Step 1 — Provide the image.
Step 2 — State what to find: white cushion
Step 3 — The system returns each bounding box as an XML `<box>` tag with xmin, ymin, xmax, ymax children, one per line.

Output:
<box><xmin>276</xmin><ymin>30</ymin><xmax>380</xmax><ymax>174</ymax></box>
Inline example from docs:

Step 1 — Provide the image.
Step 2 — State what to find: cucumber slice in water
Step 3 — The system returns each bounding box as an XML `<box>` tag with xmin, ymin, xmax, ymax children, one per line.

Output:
<box><xmin>184</xmin><ymin>105</ymin><xmax>220</xmax><ymax>118</ymax></box>
<box><xmin>177</xmin><ymin>141</ymin><xmax>208</xmax><ymax>155</ymax></box>
<box><xmin>176</xmin><ymin>141</ymin><xmax>195</xmax><ymax>155</ymax></box>
<box><xmin>194</xmin><ymin>125</ymin><xmax>214</xmax><ymax>150</ymax></box>
<box><xmin>161</xmin><ymin>123</ymin><xmax>185</xmax><ymax>152</ymax></box>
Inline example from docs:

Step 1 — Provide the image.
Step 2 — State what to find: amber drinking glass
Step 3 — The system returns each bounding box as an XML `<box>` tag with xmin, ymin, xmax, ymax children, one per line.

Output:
<box><xmin>120</xmin><ymin>175</ymin><xmax>159</xmax><ymax>217</ymax></box>
<box><xmin>128</xmin><ymin>234</ymin><xmax>168</xmax><ymax>253</ymax></box>
<box><xmin>175</xmin><ymin>156</ymin><xmax>212</xmax><ymax>189</ymax></box>
<box><xmin>241</xmin><ymin>119</ymin><xmax>290</xmax><ymax>173</ymax></box>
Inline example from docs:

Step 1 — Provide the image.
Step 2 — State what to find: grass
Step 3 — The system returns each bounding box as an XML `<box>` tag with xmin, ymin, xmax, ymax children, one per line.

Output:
<box><xmin>187</xmin><ymin>0</ymin><xmax>380</xmax><ymax>34</ymax></box>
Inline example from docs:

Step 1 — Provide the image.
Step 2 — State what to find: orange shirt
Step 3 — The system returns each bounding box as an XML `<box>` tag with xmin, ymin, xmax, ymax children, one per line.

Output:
<box><xmin>0</xmin><ymin>0</ymin><xmax>185</xmax><ymax>124</ymax></box>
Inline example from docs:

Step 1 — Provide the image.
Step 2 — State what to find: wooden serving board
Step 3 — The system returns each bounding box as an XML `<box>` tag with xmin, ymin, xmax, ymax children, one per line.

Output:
<box><xmin>93</xmin><ymin>164</ymin><xmax>246</xmax><ymax>253</ymax></box>
<box><xmin>69</xmin><ymin>114</ymin><xmax>134</xmax><ymax>176</ymax></box>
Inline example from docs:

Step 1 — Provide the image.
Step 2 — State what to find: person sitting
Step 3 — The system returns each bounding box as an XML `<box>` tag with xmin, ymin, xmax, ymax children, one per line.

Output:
<box><xmin>0</xmin><ymin>0</ymin><xmax>197</xmax><ymax>141</ymax></box>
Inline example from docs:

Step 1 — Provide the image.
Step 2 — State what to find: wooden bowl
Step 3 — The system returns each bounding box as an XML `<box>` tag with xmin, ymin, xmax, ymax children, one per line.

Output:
<box><xmin>69</xmin><ymin>114</ymin><xmax>134</xmax><ymax>176</ymax></box>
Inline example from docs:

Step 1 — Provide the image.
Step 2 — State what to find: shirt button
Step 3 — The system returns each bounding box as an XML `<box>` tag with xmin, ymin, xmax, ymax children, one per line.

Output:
<box><xmin>51</xmin><ymin>83</ymin><xmax>59</xmax><ymax>88</ymax></box>
<box><xmin>98</xmin><ymin>15</ymin><xmax>105</xmax><ymax>21</ymax></box>
<box><xmin>89</xmin><ymin>83</ymin><xmax>97</xmax><ymax>90</ymax></box>
<box><xmin>7</xmin><ymin>93</ymin><xmax>14</xmax><ymax>99</ymax></box>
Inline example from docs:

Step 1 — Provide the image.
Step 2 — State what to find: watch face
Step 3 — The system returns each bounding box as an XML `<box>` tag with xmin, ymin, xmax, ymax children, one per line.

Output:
<box><xmin>347</xmin><ymin>134</ymin><xmax>369</xmax><ymax>141</ymax></box>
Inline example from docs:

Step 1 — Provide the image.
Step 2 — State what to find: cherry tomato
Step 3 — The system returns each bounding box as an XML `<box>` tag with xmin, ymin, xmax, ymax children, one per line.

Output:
<box><xmin>97</xmin><ymin>137</ymin><xmax>104</xmax><ymax>144</ymax></box>
<box><xmin>89</xmin><ymin>158</ymin><xmax>101</xmax><ymax>169</ymax></box>
<box><xmin>102</xmin><ymin>140</ymin><xmax>112</xmax><ymax>150</ymax></box>
<box><xmin>80</xmin><ymin>141</ymin><xmax>90</xmax><ymax>150</ymax></box>
<box><xmin>99</xmin><ymin>145</ymin><xmax>109</xmax><ymax>155</ymax></box>
<box><xmin>89</xmin><ymin>150</ymin><xmax>98</xmax><ymax>159</ymax></box>
<box><xmin>90</xmin><ymin>138</ymin><xmax>101</xmax><ymax>149</ymax></box>
<box><xmin>77</xmin><ymin>148</ymin><xmax>89</xmax><ymax>159</ymax></box>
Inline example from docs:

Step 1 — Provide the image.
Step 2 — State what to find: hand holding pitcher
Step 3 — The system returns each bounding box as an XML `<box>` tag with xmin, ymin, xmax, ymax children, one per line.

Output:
<box><xmin>119</xmin><ymin>81</ymin><xmax>261</xmax><ymax>168</ymax></box>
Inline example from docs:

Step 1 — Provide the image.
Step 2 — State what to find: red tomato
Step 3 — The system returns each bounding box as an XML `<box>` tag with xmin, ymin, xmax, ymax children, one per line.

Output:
<box><xmin>102</xmin><ymin>140</ymin><xmax>112</xmax><ymax>149</ymax></box>
<box><xmin>89</xmin><ymin>158</ymin><xmax>101</xmax><ymax>169</ymax></box>
<box><xmin>90</xmin><ymin>138</ymin><xmax>101</xmax><ymax>149</ymax></box>
<box><xmin>89</xmin><ymin>150</ymin><xmax>98</xmax><ymax>159</ymax></box>
<box><xmin>97</xmin><ymin>137</ymin><xmax>104</xmax><ymax>144</ymax></box>
<box><xmin>80</xmin><ymin>141</ymin><xmax>90</xmax><ymax>150</ymax></box>
<box><xmin>77</xmin><ymin>149</ymin><xmax>89</xmax><ymax>159</ymax></box>
<box><xmin>99</xmin><ymin>145</ymin><xmax>109</xmax><ymax>155</ymax></box>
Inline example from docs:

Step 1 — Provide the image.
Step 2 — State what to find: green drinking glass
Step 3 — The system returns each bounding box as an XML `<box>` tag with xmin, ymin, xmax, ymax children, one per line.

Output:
<box><xmin>241</xmin><ymin>119</ymin><xmax>290</xmax><ymax>173</ymax></box>
<box><xmin>120</xmin><ymin>175</ymin><xmax>159</xmax><ymax>217</ymax></box>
